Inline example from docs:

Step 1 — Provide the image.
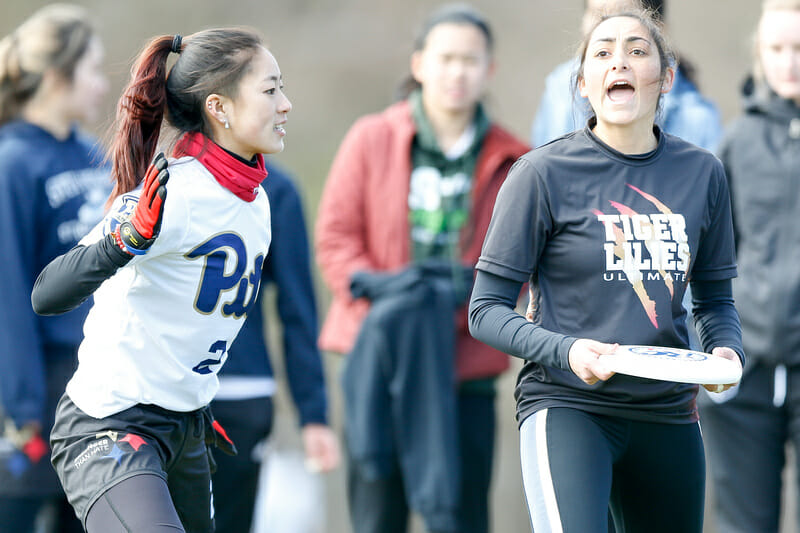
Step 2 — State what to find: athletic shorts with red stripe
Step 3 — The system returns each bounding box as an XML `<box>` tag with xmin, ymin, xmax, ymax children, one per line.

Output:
<box><xmin>50</xmin><ymin>393</ymin><xmax>215</xmax><ymax>531</ymax></box>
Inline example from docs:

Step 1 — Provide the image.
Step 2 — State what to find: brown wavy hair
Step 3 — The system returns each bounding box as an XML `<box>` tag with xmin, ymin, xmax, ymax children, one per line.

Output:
<box><xmin>573</xmin><ymin>7</ymin><xmax>676</xmax><ymax>119</ymax></box>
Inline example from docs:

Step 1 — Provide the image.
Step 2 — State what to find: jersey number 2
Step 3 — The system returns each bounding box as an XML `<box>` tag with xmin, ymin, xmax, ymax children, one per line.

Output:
<box><xmin>192</xmin><ymin>340</ymin><xmax>228</xmax><ymax>375</ymax></box>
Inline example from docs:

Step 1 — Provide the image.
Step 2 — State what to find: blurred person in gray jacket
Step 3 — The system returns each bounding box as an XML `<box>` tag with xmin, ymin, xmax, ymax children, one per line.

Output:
<box><xmin>699</xmin><ymin>1</ymin><xmax>800</xmax><ymax>532</ymax></box>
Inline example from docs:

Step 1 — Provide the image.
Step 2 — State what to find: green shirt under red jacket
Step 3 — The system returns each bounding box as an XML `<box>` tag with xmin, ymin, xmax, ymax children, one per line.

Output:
<box><xmin>315</xmin><ymin>99</ymin><xmax>529</xmax><ymax>381</ymax></box>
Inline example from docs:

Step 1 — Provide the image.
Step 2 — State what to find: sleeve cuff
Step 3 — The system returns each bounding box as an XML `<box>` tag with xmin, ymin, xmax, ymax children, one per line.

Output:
<box><xmin>558</xmin><ymin>336</ymin><xmax>578</xmax><ymax>371</ymax></box>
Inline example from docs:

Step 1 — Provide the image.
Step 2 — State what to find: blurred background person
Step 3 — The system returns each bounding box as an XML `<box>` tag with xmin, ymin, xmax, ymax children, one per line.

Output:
<box><xmin>315</xmin><ymin>4</ymin><xmax>528</xmax><ymax>532</ymax></box>
<box><xmin>700</xmin><ymin>1</ymin><xmax>800</xmax><ymax>531</ymax></box>
<box><xmin>211</xmin><ymin>160</ymin><xmax>339</xmax><ymax>533</ymax></box>
<box><xmin>531</xmin><ymin>0</ymin><xmax>722</xmax><ymax>152</ymax></box>
<box><xmin>0</xmin><ymin>4</ymin><xmax>109</xmax><ymax>532</ymax></box>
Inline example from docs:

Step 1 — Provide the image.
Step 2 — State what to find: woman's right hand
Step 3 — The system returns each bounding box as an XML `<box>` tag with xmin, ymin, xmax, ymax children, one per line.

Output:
<box><xmin>568</xmin><ymin>338</ymin><xmax>618</xmax><ymax>386</ymax></box>
<box><xmin>701</xmin><ymin>346</ymin><xmax>742</xmax><ymax>394</ymax></box>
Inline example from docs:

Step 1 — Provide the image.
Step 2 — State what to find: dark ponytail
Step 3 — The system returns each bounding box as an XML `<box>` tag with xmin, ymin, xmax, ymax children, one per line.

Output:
<box><xmin>106</xmin><ymin>36</ymin><xmax>172</xmax><ymax>205</ymax></box>
<box><xmin>106</xmin><ymin>28</ymin><xmax>263</xmax><ymax>206</ymax></box>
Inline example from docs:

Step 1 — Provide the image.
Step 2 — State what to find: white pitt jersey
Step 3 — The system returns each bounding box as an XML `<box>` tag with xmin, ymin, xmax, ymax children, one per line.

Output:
<box><xmin>67</xmin><ymin>156</ymin><xmax>271</xmax><ymax>418</ymax></box>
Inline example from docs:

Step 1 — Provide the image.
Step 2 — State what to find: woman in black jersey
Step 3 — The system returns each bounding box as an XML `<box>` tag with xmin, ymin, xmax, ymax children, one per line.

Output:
<box><xmin>469</xmin><ymin>7</ymin><xmax>742</xmax><ymax>533</ymax></box>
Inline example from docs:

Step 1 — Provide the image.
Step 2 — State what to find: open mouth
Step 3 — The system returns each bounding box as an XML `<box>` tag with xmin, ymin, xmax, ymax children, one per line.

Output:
<box><xmin>607</xmin><ymin>80</ymin><xmax>635</xmax><ymax>103</ymax></box>
<box><xmin>274</xmin><ymin>124</ymin><xmax>286</xmax><ymax>135</ymax></box>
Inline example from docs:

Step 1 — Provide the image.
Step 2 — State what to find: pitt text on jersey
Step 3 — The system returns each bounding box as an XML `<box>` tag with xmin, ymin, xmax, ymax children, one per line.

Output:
<box><xmin>185</xmin><ymin>232</ymin><xmax>264</xmax><ymax>319</ymax></box>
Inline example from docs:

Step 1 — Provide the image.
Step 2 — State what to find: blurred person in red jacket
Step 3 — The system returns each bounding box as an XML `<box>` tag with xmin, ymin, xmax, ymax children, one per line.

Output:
<box><xmin>315</xmin><ymin>4</ymin><xmax>528</xmax><ymax>533</ymax></box>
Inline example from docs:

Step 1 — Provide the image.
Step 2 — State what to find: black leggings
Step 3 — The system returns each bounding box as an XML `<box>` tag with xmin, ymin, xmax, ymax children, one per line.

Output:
<box><xmin>520</xmin><ymin>407</ymin><xmax>705</xmax><ymax>533</ymax></box>
<box><xmin>85</xmin><ymin>474</ymin><xmax>184</xmax><ymax>532</ymax></box>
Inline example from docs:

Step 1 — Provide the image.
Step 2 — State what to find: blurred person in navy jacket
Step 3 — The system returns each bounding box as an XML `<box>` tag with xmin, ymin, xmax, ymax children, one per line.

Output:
<box><xmin>211</xmin><ymin>162</ymin><xmax>339</xmax><ymax>533</ymax></box>
<box><xmin>0</xmin><ymin>4</ymin><xmax>108</xmax><ymax>531</ymax></box>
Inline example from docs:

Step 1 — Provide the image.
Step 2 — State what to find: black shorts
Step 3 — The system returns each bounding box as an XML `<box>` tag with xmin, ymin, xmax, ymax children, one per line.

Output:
<box><xmin>50</xmin><ymin>393</ymin><xmax>214</xmax><ymax>531</ymax></box>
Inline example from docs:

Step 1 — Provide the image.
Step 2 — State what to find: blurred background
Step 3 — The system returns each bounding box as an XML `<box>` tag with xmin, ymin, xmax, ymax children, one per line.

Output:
<box><xmin>1</xmin><ymin>1</ymin><xmax>777</xmax><ymax>532</ymax></box>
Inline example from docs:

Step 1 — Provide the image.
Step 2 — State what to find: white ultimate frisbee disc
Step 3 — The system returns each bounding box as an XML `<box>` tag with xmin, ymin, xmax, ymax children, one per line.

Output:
<box><xmin>598</xmin><ymin>345</ymin><xmax>742</xmax><ymax>385</ymax></box>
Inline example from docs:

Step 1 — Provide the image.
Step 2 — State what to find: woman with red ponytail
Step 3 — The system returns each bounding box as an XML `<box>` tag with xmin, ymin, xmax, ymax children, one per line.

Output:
<box><xmin>31</xmin><ymin>27</ymin><xmax>291</xmax><ymax>532</ymax></box>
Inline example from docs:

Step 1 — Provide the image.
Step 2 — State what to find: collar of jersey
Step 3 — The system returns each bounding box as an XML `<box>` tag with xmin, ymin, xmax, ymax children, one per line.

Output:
<box><xmin>583</xmin><ymin>118</ymin><xmax>665</xmax><ymax>166</ymax></box>
<box><xmin>172</xmin><ymin>132</ymin><xmax>267</xmax><ymax>202</ymax></box>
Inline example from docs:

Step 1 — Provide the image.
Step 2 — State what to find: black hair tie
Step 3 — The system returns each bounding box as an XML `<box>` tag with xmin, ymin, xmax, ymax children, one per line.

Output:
<box><xmin>171</xmin><ymin>35</ymin><xmax>182</xmax><ymax>54</ymax></box>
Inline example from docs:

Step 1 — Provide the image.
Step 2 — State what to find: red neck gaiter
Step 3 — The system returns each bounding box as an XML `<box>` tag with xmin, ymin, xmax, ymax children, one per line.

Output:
<box><xmin>173</xmin><ymin>132</ymin><xmax>267</xmax><ymax>202</ymax></box>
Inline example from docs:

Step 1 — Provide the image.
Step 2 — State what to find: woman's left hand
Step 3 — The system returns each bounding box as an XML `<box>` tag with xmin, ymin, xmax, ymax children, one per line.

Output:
<box><xmin>301</xmin><ymin>423</ymin><xmax>340</xmax><ymax>473</ymax></box>
<box><xmin>702</xmin><ymin>346</ymin><xmax>742</xmax><ymax>393</ymax></box>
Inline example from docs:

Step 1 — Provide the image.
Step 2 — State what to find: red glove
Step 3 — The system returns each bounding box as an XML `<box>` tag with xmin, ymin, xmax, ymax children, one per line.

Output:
<box><xmin>115</xmin><ymin>153</ymin><xmax>169</xmax><ymax>255</ymax></box>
